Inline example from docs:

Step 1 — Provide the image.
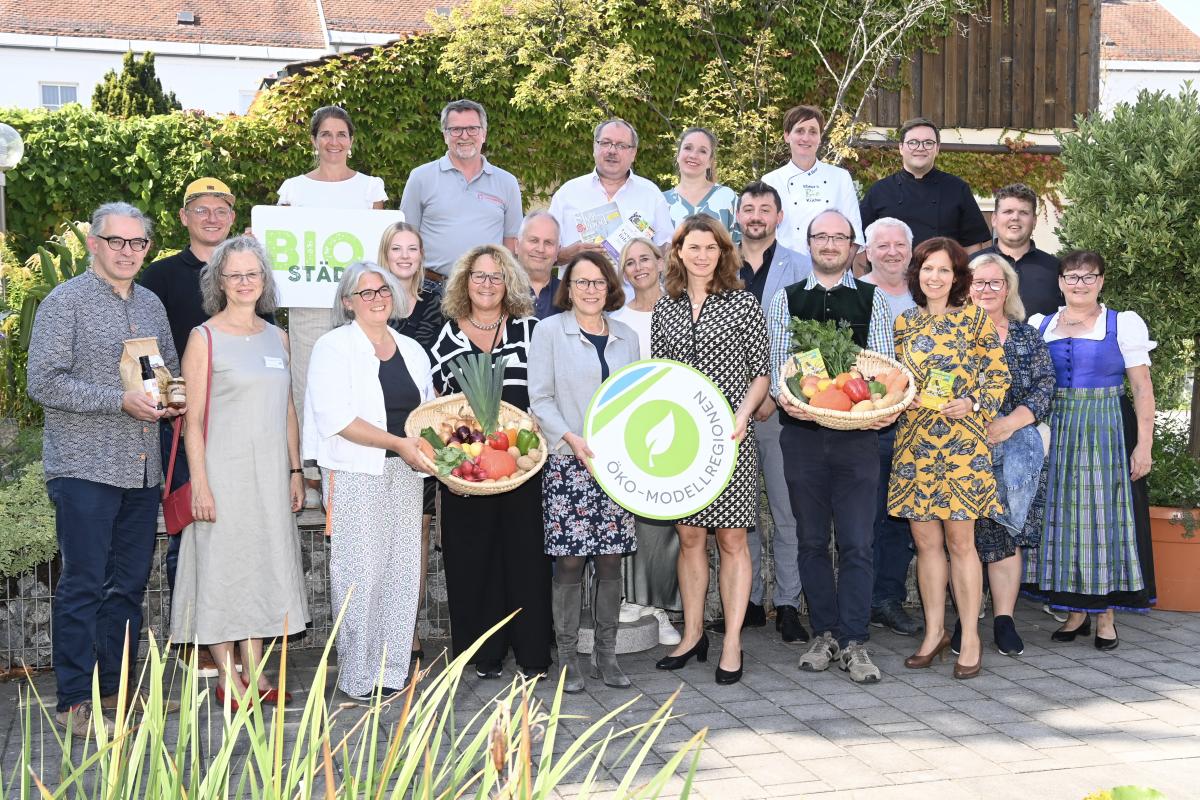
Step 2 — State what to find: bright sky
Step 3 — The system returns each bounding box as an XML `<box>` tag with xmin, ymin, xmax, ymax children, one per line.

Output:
<box><xmin>1158</xmin><ymin>0</ymin><xmax>1200</xmax><ymax>36</ymax></box>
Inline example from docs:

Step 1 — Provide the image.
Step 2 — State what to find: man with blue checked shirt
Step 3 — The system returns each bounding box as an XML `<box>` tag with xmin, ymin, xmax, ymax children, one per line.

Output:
<box><xmin>766</xmin><ymin>209</ymin><xmax>899</xmax><ymax>684</ymax></box>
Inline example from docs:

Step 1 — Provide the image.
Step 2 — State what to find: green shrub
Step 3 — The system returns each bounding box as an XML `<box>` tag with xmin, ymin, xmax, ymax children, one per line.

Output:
<box><xmin>8</xmin><ymin>615</ymin><xmax>704</xmax><ymax>797</ymax></box>
<box><xmin>0</xmin><ymin>462</ymin><xmax>57</xmax><ymax>579</ymax></box>
<box><xmin>1149</xmin><ymin>419</ymin><xmax>1200</xmax><ymax>536</ymax></box>
<box><xmin>1057</xmin><ymin>86</ymin><xmax>1200</xmax><ymax>436</ymax></box>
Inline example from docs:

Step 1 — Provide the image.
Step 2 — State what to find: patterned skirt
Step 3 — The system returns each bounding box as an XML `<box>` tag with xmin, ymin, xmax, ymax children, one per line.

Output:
<box><xmin>543</xmin><ymin>454</ymin><xmax>636</xmax><ymax>557</ymax></box>
<box><xmin>1034</xmin><ymin>387</ymin><xmax>1153</xmax><ymax>610</ymax></box>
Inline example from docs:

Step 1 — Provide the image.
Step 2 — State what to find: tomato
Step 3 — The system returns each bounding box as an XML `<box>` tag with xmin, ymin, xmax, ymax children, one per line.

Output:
<box><xmin>487</xmin><ymin>431</ymin><xmax>510</xmax><ymax>451</ymax></box>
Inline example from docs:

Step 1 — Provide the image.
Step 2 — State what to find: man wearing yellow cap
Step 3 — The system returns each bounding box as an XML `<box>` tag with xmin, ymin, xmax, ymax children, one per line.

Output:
<box><xmin>139</xmin><ymin>177</ymin><xmax>243</xmax><ymax>678</ymax></box>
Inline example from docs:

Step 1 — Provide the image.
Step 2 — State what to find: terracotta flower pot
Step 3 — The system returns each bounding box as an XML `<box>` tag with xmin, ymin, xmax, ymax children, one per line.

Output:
<box><xmin>1149</xmin><ymin>506</ymin><xmax>1200</xmax><ymax>612</ymax></box>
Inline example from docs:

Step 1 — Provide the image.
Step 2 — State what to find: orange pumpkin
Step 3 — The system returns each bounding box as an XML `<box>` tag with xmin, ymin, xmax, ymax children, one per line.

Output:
<box><xmin>810</xmin><ymin>387</ymin><xmax>853</xmax><ymax>411</ymax></box>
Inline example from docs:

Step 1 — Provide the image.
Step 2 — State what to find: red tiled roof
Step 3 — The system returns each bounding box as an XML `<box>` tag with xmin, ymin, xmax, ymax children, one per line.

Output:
<box><xmin>0</xmin><ymin>0</ymin><xmax>328</xmax><ymax>48</ymax></box>
<box><xmin>1101</xmin><ymin>1</ymin><xmax>1200</xmax><ymax>61</ymax></box>
<box><xmin>322</xmin><ymin>0</ymin><xmax>462</xmax><ymax>33</ymax></box>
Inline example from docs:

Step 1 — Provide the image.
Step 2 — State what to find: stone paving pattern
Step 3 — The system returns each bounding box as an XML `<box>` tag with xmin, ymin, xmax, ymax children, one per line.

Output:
<box><xmin>2</xmin><ymin>599</ymin><xmax>1199</xmax><ymax>798</ymax></box>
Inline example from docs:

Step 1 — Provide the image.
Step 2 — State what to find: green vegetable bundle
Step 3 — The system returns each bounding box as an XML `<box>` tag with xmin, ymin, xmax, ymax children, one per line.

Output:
<box><xmin>788</xmin><ymin>318</ymin><xmax>861</xmax><ymax>376</ymax></box>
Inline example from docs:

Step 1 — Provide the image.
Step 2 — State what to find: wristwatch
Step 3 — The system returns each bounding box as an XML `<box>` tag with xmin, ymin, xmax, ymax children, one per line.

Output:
<box><xmin>966</xmin><ymin>395</ymin><xmax>981</xmax><ymax>413</ymax></box>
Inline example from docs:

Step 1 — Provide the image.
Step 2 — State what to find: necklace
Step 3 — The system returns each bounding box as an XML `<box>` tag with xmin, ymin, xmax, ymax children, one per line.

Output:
<box><xmin>578</xmin><ymin>314</ymin><xmax>608</xmax><ymax>336</ymax></box>
<box><xmin>468</xmin><ymin>315</ymin><xmax>502</xmax><ymax>331</ymax></box>
<box><xmin>1061</xmin><ymin>306</ymin><xmax>1099</xmax><ymax>328</ymax></box>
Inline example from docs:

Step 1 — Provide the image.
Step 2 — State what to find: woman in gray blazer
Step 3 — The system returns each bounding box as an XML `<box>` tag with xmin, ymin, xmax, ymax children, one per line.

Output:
<box><xmin>528</xmin><ymin>251</ymin><xmax>641</xmax><ymax>693</ymax></box>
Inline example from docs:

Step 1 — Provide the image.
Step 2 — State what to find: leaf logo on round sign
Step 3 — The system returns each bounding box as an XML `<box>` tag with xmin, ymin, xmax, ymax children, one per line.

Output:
<box><xmin>584</xmin><ymin>359</ymin><xmax>737</xmax><ymax>520</ymax></box>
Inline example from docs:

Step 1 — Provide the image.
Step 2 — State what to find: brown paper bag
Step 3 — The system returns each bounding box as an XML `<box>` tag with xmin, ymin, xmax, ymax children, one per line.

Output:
<box><xmin>120</xmin><ymin>337</ymin><xmax>171</xmax><ymax>405</ymax></box>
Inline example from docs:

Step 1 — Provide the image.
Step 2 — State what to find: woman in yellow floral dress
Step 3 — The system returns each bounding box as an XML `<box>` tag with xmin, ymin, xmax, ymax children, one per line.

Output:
<box><xmin>888</xmin><ymin>237</ymin><xmax>1009</xmax><ymax>680</ymax></box>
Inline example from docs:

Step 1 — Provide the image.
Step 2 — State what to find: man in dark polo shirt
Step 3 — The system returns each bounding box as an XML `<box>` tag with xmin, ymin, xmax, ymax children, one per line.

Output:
<box><xmin>766</xmin><ymin>209</ymin><xmax>898</xmax><ymax>684</ymax></box>
<box><xmin>976</xmin><ymin>183</ymin><xmax>1062</xmax><ymax>319</ymax></box>
<box><xmin>859</xmin><ymin>117</ymin><xmax>991</xmax><ymax>255</ymax></box>
<box><xmin>139</xmin><ymin>177</ymin><xmax>238</xmax><ymax>678</ymax></box>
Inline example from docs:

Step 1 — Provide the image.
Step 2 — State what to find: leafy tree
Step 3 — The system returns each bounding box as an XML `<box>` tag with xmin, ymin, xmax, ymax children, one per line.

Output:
<box><xmin>92</xmin><ymin>52</ymin><xmax>182</xmax><ymax>118</ymax></box>
<box><xmin>1057</xmin><ymin>85</ymin><xmax>1200</xmax><ymax>454</ymax></box>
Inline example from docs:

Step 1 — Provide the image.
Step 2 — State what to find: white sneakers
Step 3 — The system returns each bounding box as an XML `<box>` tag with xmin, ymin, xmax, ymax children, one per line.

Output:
<box><xmin>618</xmin><ymin>603</ymin><xmax>681</xmax><ymax>645</ymax></box>
<box><xmin>653</xmin><ymin>609</ymin><xmax>681</xmax><ymax>646</ymax></box>
<box><xmin>619</xmin><ymin>602</ymin><xmax>646</xmax><ymax>624</ymax></box>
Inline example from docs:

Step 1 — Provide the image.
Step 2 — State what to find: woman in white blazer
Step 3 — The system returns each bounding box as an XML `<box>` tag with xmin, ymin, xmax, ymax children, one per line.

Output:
<box><xmin>304</xmin><ymin>262</ymin><xmax>432</xmax><ymax>699</ymax></box>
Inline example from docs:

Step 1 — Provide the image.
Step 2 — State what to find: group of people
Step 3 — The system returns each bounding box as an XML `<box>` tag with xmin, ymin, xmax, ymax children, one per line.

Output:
<box><xmin>28</xmin><ymin>99</ymin><xmax>1157</xmax><ymax>735</ymax></box>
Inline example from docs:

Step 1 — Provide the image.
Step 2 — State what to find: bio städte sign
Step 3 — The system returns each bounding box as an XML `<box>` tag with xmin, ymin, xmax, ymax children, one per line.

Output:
<box><xmin>584</xmin><ymin>359</ymin><xmax>738</xmax><ymax>520</ymax></box>
<box><xmin>251</xmin><ymin>206</ymin><xmax>404</xmax><ymax>308</ymax></box>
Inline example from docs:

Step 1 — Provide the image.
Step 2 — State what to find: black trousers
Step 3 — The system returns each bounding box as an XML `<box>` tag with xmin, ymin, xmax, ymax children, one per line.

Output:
<box><xmin>440</xmin><ymin>478</ymin><xmax>553</xmax><ymax>669</ymax></box>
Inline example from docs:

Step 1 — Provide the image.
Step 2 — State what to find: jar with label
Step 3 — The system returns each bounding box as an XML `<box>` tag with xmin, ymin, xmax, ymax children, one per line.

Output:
<box><xmin>167</xmin><ymin>377</ymin><xmax>187</xmax><ymax>409</ymax></box>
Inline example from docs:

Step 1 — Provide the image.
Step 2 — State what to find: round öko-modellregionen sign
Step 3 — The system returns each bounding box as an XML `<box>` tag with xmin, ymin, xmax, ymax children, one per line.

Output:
<box><xmin>584</xmin><ymin>359</ymin><xmax>738</xmax><ymax>520</ymax></box>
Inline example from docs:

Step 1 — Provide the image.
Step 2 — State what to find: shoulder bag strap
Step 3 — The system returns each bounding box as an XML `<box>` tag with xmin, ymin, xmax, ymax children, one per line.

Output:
<box><xmin>162</xmin><ymin>325</ymin><xmax>214</xmax><ymax>499</ymax></box>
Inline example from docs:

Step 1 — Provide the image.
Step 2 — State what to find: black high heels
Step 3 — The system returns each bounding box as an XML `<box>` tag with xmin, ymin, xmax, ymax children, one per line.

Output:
<box><xmin>1051</xmin><ymin>615</ymin><xmax>1091</xmax><ymax>642</ymax></box>
<box><xmin>655</xmin><ymin>634</ymin><xmax>709</xmax><ymax>670</ymax></box>
<box><xmin>715</xmin><ymin>651</ymin><xmax>743</xmax><ymax>685</ymax></box>
<box><xmin>1094</xmin><ymin>623</ymin><xmax>1119</xmax><ymax>651</ymax></box>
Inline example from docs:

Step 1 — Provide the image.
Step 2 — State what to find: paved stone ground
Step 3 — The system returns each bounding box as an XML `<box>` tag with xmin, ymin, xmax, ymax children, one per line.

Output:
<box><xmin>2</xmin><ymin>598</ymin><xmax>1199</xmax><ymax>798</ymax></box>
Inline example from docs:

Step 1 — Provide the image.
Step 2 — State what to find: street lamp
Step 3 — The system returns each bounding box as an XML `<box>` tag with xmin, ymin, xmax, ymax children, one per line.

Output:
<box><xmin>0</xmin><ymin>123</ymin><xmax>25</xmax><ymax>234</ymax></box>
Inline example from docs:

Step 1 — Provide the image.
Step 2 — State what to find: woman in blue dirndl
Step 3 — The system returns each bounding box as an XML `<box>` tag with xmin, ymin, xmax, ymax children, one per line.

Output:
<box><xmin>1029</xmin><ymin>251</ymin><xmax>1156</xmax><ymax>652</ymax></box>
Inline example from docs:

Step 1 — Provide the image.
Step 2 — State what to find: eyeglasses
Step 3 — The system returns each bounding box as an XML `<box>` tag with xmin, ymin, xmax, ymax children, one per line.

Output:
<box><xmin>445</xmin><ymin>125</ymin><xmax>483</xmax><ymax>137</ymax></box>
<box><xmin>186</xmin><ymin>206</ymin><xmax>232</xmax><ymax>220</ymax></box>
<box><xmin>571</xmin><ymin>278</ymin><xmax>607</xmax><ymax>291</ymax></box>
<box><xmin>1061</xmin><ymin>273</ymin><xmax>1100</xmax><ymax>286</ymax></box>
<box><xmin>96</xmin><ymin>235</ymin><xmax>150</xmax><ymax>252</ymax></box>
<box><xmin>970</xmin><ymin>279</ymin><xmax>1006</xmax><ymax>293</ymax></box>
<box><xmin>351</xmin><ymin>286</ymin><xmax>393</xmax><ymax>301</ymax></box>
<box><xmin>469</xmin><ymin>271</ymin><xmax>505</xmax><ymax>286</ymax></box>
<box><xmin>594</xmin><ymin>139</ymin><xmax>635</xmax><ymax>152</ymax></box>
<box><xmin>903</xmin><ymin>139</ymin><xmax>938</xmax><ymax>151</ymax></box>
<box><xmin>808</xmin><ymin>233</ymin><xmax>853</xmax><ymax>245</ymax></box>
<box><xmin>222</xmin><ymin>271</ymin><xmax>263</xmax><ymax>284</ymax></box>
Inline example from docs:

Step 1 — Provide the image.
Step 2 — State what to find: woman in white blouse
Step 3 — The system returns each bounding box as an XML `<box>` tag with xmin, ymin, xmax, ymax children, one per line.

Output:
<box><xmin>1027</xmin><ymin>250</ymin><xmax>1156</xmax><ymax>652</ymax></box>
<box><xmin>304</xmin><ymin>262</ymin><xmax>432</xmax><ymax>698</ymax></box>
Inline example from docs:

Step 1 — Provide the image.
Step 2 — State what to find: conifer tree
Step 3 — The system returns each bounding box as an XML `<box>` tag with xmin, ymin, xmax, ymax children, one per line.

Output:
<box><xmin>92</xmin><ymin>52</ymin><xmax>182</xmax><ymax>118</ymax></box>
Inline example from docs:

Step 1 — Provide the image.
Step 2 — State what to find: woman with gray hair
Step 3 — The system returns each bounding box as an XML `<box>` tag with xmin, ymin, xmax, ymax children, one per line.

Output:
<box><xmin>303</xmin><ymin>261</ymin><xmax>433</xmax><ymax>698</ymax></box>
<box><xmin>171</xmin><ymin>235</ymin><xmax>310</xmax><ymax>710</ymax></box>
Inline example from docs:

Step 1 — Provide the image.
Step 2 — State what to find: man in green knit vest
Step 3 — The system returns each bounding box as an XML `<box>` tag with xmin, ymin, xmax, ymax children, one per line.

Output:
<box><xmin>765</xmin><ymin>209</ymin><xmax>899</xmax><ymax>684</ymax></box>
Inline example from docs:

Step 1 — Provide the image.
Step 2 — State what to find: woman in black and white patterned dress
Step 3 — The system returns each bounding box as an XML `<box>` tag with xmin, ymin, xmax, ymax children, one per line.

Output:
<box><xmin>651</xmin><ymin>214</ymin><xmax>770</xmax><ymax>685</ymax></box>
<box><xmin>430</xmin><ymin>245</ymin><xmax>552</xmax><ymax>681</ymax></box>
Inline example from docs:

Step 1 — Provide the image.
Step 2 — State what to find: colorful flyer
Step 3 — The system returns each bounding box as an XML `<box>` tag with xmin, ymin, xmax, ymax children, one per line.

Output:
<box><xmin>794</xmin><ymin>349</ymin><xmax>829</xmax><ymax>378</ymax></box>
<box><xmin>919</xmin><ymin>369</ymin><xmax>956</xmax><ymax>410</ymax></box>
<box><xmin>575</xmin><ymin>202</ymin><xmax>622</xmax><ymax>244</ymax></box>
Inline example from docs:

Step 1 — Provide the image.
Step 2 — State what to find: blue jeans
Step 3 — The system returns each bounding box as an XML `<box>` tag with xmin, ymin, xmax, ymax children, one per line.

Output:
<box><xmin>780</xmin><ymin>424</ymin><xmax>878</xmax><ymax>648</ymax></box>
<box><xmin>871</xmin><ymin>425</ymin><xmax>915</xmax><ymax>608</ymax></box>
<box><xmin>47</xmin><ymin>477</ymin><xmax>160</xmax><ymax>711</ymax></box>
<box><xmin>159</xmin><ymin>421</ymin><xmax>189</xmax><ymax>593</ymax></box>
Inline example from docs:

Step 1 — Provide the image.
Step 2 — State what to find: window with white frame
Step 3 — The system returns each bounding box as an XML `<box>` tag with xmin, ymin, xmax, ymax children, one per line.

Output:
<box><xmin>40</xmin><ymin>84</ymin><xmax>78</xmax><ymax>110</ymax></box>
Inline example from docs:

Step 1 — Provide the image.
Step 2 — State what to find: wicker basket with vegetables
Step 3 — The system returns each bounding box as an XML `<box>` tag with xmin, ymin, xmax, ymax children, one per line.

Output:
<box><xmin>778</xmin><ymin>319</ymin><xmax>917</xmax><ymax>431</ymax></box>
<box><xmin>404</xmin><ymin>353</ymin><xmax>546</xmax><ymax>495</ymax></box>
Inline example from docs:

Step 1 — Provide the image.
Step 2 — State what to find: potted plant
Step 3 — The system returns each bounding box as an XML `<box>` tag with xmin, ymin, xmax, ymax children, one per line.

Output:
<box><xmin>1148</xmin><ymin>418</ymin><xmax>1200</xmax><ymax>612</ymax></box>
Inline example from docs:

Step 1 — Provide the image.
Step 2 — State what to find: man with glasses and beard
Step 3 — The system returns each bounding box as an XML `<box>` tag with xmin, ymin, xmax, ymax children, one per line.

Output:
<box><xmin>767</xmin><ymin>209</ymin><xmax>898</xmax><ymax>684</ymax></box>
<box><xmin>401</xmin><ymin>99</ymin><xmax>524</xmax><ymax>279</ymax></box>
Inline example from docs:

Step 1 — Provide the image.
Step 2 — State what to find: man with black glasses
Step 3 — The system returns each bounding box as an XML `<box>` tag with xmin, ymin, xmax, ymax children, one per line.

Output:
<box><xmin>401</xmin><ymin>99</ymin><xmax>524</xmax><ymax>278</ymax></box>
<box><xmin>28</xmin><ymin>202</ymin><xmax>182</xmax><ymax>735</ymax></box>
<box><xmin>859</xmin><ymin>118</ymin><xmax>990</xmax><ymax>253</ymax></box>
<box><xmin>548</xmin><ymin>118</ymin><xmax>674</xmax><ymax>264</ymax></box>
